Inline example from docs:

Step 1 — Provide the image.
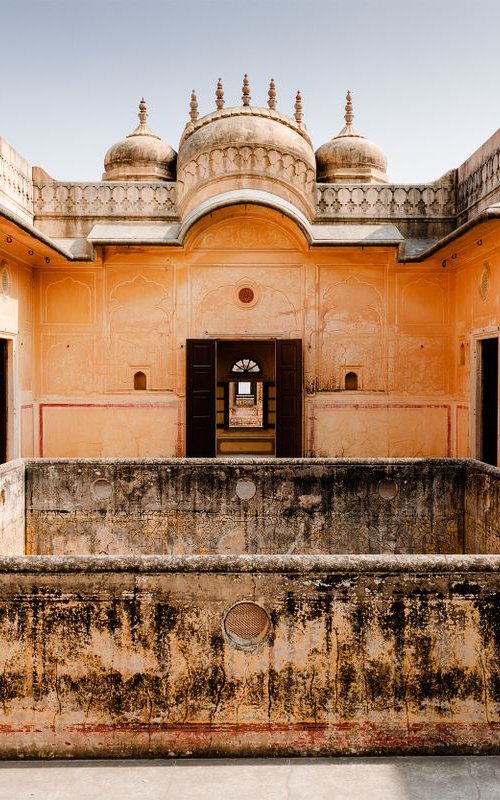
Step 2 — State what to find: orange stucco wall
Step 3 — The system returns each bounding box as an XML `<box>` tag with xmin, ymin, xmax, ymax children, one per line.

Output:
<box><xmin>1</xmin><ymin>204</ymin><xmax>500</xmax><ymax>459</ymax></box>
<box><xmin>0</xmin><ymin>252</ymin><xmax>34</xmax><ymax>459</ymax></box>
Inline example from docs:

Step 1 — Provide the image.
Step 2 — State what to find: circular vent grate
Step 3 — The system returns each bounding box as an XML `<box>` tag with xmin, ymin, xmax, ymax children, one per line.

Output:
<box><xmin>224</xmin><ymin>601</ymin><xmax>270</xmax><ymax>649</ymax></box>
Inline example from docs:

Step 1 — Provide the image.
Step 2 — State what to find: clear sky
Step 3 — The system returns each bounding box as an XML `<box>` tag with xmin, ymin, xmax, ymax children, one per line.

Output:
<box><xmin>1</xmin><ymin>0</ymin><xmax>499</xmax><ymax>184</ymax></box>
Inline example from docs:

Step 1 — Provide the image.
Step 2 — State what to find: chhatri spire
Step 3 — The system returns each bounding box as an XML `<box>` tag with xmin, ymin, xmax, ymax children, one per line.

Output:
<box><xmin>190</xmin><ymin>89</ymin><xmax>199</xmax><ymax>122</ymax></box>
<box><xmin>336</xmin><ymin>89</ymin><xmax>361</xmax><ymax>138</ymax></box>
<box><xmin>294</xmin><ymin>90</ymin><xmax>303</xmax><ymax>124</ymax></box>
<box><xmin>127</xmin><ymin>97</ymin><xmax>159</xmax><ymax>139</ymax></box>
<box><xmin>242</xmin><ymin>74</ymin><xmax>251</xmax><ymax>106</ymax></box>
<box><xmin>268</xmin><ymin>78</ymin><xmax>277</xmax><ymax>110</ymax></box>
<box><xmin>344</xmin><ymin>90</ymin><xmax>354</xmax><ymax>127</ymax></box>
<box><xmin>138</xmin><ymin>97</ymin><xmax>148</xmax><ymax>125</ymax></box>
<box><xmin>216</xmin><ymin>78</ymin><xmax>224</xmax><ymax>110</ymax></box>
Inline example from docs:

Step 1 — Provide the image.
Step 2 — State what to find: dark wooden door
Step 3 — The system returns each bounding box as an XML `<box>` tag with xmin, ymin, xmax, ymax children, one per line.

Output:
<box><xmin>186</xmin><ymin>339</ymin><xmax>216</xmax><ymax>457</ymax></box>
<box><xmin>276</xmin><ymin>339</ymin><xmax>302</xmax><ymax>457</ymax></box>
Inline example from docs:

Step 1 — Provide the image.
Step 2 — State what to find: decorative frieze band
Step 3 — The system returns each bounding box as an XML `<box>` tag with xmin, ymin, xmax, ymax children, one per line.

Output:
<box><xmin>33</xmin><ymin>181</ymin><xmax>178</xmax><ymax>219</ymax></box>
<box><xmin>316</xmin><ymin>182</ymin><xmax>456</xmax><ymax>220</ymax></box>
<box><xmin>178</xmin><ymin>146</ymin><xmax>316</xmax><ymax>201</ymax></box>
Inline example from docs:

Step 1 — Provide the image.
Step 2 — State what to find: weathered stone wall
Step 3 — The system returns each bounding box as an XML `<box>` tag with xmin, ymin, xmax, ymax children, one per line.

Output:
<box><xmin>465</xmin><ymin>462</ymin><xmax>500</xmax><ymax>554</ymax></box>
<box><xmin>0</xmin><ymin>554</ymin><xmax>498</xmax><ymax>758</ymax></box>
<box><xmin>0</xmin><ymin>460</ymin><xmax>24</xmax><ymax>555</ymax></box>
<box><xmin>26</xmin><ymin>458</ymin><xmax>466</xmax><ymax>556</ymax></box>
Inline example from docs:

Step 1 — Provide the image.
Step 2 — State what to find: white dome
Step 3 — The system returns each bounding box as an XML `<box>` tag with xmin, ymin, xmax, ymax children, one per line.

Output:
<box><xmin>316</xmin><ymin>91</ymin><xmax>388</xmax><ymax>184</ymax></box>
<box><xmin>103</xmin><ymin>99</ymin><xmax>176</xmax><ymax>182</ymax></box>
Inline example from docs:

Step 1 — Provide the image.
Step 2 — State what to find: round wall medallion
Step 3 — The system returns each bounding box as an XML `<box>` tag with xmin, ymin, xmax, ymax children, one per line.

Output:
<box><xmin>223</xmin><ymin>601</ymin><xmax>271</xmax><ymax>650</ymax></box>
<box><xmin>378</xmin><ymin>478</ymin><xmax>399</xmax><ymax>500</ymax></box>
<box><xmin>91</xmin><ymin>478</ymin><xmax>113</xmax><ymax>501</ymax></box>
<box><xmin>238</xmin><ymin>287</ymin><xmax>254</xmax><ymax>304</ymax></box>
<box><xmin>234</xmin><ymin>281</ymin><xmax>261</xmax><ymax>309</ymax></box>
<box><xmin>235</xmin><ymin>478</ymin><xmax>257</xmax><ymax>500</ymax></box>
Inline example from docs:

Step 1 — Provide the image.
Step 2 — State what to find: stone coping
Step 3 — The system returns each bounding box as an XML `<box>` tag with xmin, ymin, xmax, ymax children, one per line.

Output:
<box><xmin>0</xmin><ymin>553</ymin><xmax>499</xmax><ymax>574</ymax></box>
<box><xmin>21</xmin><ymin>456</ymin><xmax>473</xmax><ymax>466</ymax></box>
<box><xmin>8</xmin><ymin>455</ymin><xmax>500</xmax><ymax>478</ymax></box>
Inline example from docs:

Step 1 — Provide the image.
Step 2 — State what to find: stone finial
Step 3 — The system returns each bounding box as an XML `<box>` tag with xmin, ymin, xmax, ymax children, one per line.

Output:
<box><xmin>127</xmin><ymin>97</ymin><xmax>158</xmax><ymax>138</ymax></box>
<box><xmin>138</xmin><ymin>97</ymin><xmax>148</xmax><ymax>125</ymax></box>
<box><xmin>242</xmin><ymin>74</ymin><xmax>251</xmax><ymax>106</ymax></box>
<box><xmin>294</xmin><ymin>90</ymin><xmax>303</xmax><ymax>124</ymax></box>
<box><xmin>216</xmin><ymin>78</ymin><xmax>224</xmax><ymax>110</ymax></box>
<box><xmin>344</xmin><ymin>90</ymin><xmax>354</xmax><ymax>127</ymax></box>
<box><xmin>268</xmin><ymin>78</ymin><xmax>277</xmax><ymax>110</ymax></box>
<box><xmin>190</xmin><ymin>89</ymin><xmax>199</xmax><ymax>122</ymax></box>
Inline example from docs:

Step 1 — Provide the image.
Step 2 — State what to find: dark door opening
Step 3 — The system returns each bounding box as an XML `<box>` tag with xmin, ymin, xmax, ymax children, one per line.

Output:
<box><xmin>186</xmin><ymin>339</ymin><xmax>302</xmax><ymax>458</ymax></box>
<box><xmin>217</xmin><ymin>340</ymin><xmax>275</xmax><ymax>457</ymax></box>
<box><xmin>0</xmin><ymin>340</ymin><xmax>7</xmax><ymax>464</ymax></box>
<box><xmin>479</xmin><ymin>337</ymin><xmax>498</xmax><ymax>466</ymax></box>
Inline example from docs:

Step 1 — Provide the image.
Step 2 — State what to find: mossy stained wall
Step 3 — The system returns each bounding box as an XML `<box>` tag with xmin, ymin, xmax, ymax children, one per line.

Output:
<box><xmin>25</xmin><ymin>458</ymin><xmax>467</xmax><ymax>557</ymax></box>
<box><xmin>0</xmin><ymin>556</ymin><xmax>498</xmax><ymax>758</ymax></box>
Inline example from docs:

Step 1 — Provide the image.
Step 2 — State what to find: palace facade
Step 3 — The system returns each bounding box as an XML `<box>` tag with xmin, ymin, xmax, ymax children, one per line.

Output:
<box><xmin>1</xmin><ymin>79</ymin><xmax>499</xmax><ymax>461</ymax></box>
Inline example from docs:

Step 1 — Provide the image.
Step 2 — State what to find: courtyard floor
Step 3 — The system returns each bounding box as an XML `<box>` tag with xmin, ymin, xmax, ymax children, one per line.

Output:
<box><xmin>1</xmin><ymin>755</ymin><xmax>498</xmax><ymax>799</ymax></box>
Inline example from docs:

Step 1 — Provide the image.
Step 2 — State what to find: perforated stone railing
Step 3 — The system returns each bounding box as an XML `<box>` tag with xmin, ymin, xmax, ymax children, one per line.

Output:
<box><xmin>457</xmin><ymin>142</ymin><xmax>500</xmax><ymax>223</ymax></box>
<box><xmin>33</xmin><ymin>181</ymin><xmax>178</xmax><ymax>219</ymax></box>
<box><xmin>26</xmin><ymin>156</ymin><xmax>500</xmax><ymax>229</ymax></box>
<box><xmin>316</xmin><ymin>182</ymin><xmax>456</xmax><ymax>220</ymax></box>
<box><xmin>0</xmin><ymin>150</ymin><xmax>34</xmax><ymax>222</ymax></box>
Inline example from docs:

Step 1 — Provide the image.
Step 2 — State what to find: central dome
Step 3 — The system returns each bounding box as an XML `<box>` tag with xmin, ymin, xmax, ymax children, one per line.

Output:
<box><xmin>177</xmin><ymin>78</ymin><xmax>316</xmax><ymax>217</ymax></box>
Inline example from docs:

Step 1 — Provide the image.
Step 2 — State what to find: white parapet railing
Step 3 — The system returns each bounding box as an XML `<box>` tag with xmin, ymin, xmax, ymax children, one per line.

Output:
<box><xmin>0</xmin><ymin>137</ymin><xmax>34</xmax><ymax>223</ymax></box>
<box><xmin>33</xmin><ymin>180</ymin><xmax>178</xmax><ymax>220</ymax></box>
<box><xmin>316</xmin><ymin>179</ymin><xmax>456</xmax><ymax>220</ymax></box>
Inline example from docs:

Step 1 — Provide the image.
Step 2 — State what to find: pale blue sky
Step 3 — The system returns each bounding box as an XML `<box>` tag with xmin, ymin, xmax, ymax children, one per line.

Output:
<box><xmin>1</xmin><ymin>0</ymin><xmax>499</xmax><ymax>184</ymax></box>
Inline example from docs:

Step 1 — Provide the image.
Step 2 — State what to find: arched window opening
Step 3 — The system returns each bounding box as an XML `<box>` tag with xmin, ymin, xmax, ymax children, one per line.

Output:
<box><xmin>134</xmin><ymin>371</ymin><xmax>147</xmax><ymax>390</ymax></box>
<box><xmin>231</xmin><ymin>358</ymin><xmax>261</xmax><ymax>374</ymax></box>
<box><xmin>460</xmin><ymin>343</ymin><xmax>466</xmax><ymax>366</ymax></box>
<box><xmin>345</xmin><ymin>371</ymin><xmax>358</xmax><ymax>391</ymax></box>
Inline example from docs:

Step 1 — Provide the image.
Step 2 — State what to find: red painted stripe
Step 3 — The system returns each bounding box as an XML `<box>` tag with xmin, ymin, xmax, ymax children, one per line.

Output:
<box><xmin>2</xmin><ymin>720</ymin><xmax>499</xmax><ymax>736</ymax></box>
<box><xmin>20</xmin><ymin>404</ymin><xmax>34</xmax><ymax>457</ymax></box>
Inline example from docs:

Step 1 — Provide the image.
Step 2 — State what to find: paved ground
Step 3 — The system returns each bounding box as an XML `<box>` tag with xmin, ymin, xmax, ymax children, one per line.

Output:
<box><xmin>0</xmin><ymin>756</ymin><xmax>498</xmax><ymax>799</ymax></box>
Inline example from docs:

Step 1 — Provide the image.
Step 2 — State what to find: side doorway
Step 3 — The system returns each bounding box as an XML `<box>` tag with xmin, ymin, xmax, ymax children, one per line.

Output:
<box><xmin>474</xmin><ymin>335</ymin><xmax>499</xmax><ymax>466</ymax></box>
<box><xmin>0</xmin><ymin>338</ymin><xmax>9</xmax><ymax>464</ymax></box>
<box><xmin>185</xmin><ymin>339</ymin><xmax>303</xmax><ymax>458</ymax></box>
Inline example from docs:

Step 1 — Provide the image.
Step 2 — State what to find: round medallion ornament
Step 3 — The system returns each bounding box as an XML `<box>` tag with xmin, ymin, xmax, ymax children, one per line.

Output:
<box><xmin>238</xmin><ymin>287</ymin><xmax>254</xmax><ymax>304</ymax></box>
<box><xmin>479</xmin><ymin>262</ymin><xmax>491</xmax><ymax>302</ymax></box>
<box><xmin>1</xmin><ymin>266</ymin><xmax>11</xmax><ymax>297</ymax></box>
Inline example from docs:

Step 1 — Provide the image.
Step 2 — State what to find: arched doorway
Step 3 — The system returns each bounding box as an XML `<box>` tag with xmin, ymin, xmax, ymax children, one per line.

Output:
<box><xmin>186</xmin><ymin>338</ymin><xmax>302</xmax><ymax>457</ymax></box>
